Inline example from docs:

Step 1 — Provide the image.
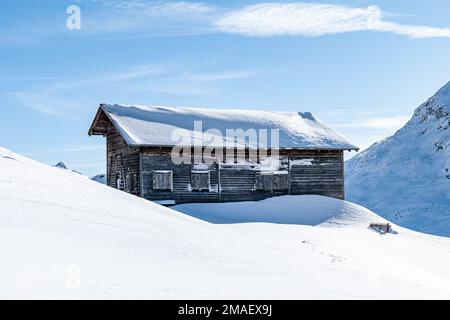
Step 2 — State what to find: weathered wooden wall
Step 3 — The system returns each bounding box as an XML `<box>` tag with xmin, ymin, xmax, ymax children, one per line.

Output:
<box><xmin>286</xmin><ymin>150</ymin><xmax>344</xmax><ymax>200</ymax></box>
<box><xmin>140</xmin><ymin>151</ymin><xmax>219</xmax><ymax>203</ymax></box>
<box><xmin>134</xmin><ymin>148</ymin><xmax>344</xmax><ymax>203</ymax></box>
<box><xmin>218</xmin><ymin>155</ymin><xmax>290</xmax><ymax>202</ymax></box>
<box><xmin>106</xmin><ymin>127</ymin><xmax>141</xmax><ymax>196</ymax></box>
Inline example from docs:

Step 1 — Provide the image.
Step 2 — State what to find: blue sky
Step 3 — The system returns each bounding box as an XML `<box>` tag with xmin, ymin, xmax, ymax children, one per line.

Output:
<box><xmin>1</xmin><ymin>0</ymin><xmax>450</xmax><ymax>176</ymax></box>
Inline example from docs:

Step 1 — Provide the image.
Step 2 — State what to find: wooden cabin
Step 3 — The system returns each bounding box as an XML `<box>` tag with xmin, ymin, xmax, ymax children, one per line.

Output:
<box><xmin>88</xmin><ymin>104</ymin><xmax>358</xmax><ymax>204</ymax></box>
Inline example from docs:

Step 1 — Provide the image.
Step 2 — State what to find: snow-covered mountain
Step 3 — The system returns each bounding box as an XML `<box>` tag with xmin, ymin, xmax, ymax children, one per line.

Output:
<box><xmin>53</xmin><ymin>161</ymin><xmax>105</xmax><ymax>184</ymax></box>
<box><xmin>54</xmin><ymin>162</ymin><xmax>68</xmax><ymax>169</ymax></box>
<box><xmin>2</xmin><ymin>146</ymin><xmax>450</xmax><ymax>299</ymax></box>
<box><xmin>346</xmin><ymin>82</ymin><xmax>450</xmax><ymax>237</ymax></box>
<box><xmin>53</xmin><ymin>161</ymin><xmax>82</xmax><ymax>175</ymax></box>
<box><xmin>91</xmin><ymin>174</ymin><xmax>106</xmax><ymax>184</ymax></box>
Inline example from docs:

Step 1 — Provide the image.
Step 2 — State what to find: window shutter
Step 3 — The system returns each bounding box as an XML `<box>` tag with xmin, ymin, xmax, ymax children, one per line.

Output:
<box><xmin>262</xmin><ymin>174</ymin><xmax>273</xmax><ymax>192</ymax></box>
<box><xmin>152</xmin><ymin>171</ymin><xmax>173</xmax><ymax>191</ymax></box>
<box><xmin>191</xmin><ymin>171</ymin><xmax>210</xmax><ymax>191</ymax></box>
<box><xmin>273</xmin><ymin>173</ymin><xmax>289</xmax><ymax>191</ymax></box>
<box><xmin>255</xmin><ymin>174</ymin><xmax>263</xmax><ymax>190</ymax></box>
<box><xmin>133</xmin><ymin>174</ymin><xmax>138</xmax><ymax>192</ymax></box>
<box><xmin>125</xmin><ymin>174</ymin><xmax>138</xmax><ymax>193</ymax></box>
<box><xmin>126</xmin><ymin>174</ymin><xmax>132</xmax><ymax>192</ymax></box>
<box><xmin>255</xmin><ymin>173</ymin><xmax>273</xmax><ymax>192</ymax></box>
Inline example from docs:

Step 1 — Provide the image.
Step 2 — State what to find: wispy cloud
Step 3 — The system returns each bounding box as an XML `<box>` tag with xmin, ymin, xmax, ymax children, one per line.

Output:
<box><xmin>90</xmin><ymin>1</ymin><xmax>450</xmax><ymax>39</ymax></box>
<box><xmin>8</xmin><ymin>64</ymin><xmax>269</xmax><ymax>117</ymax></box>
<box><xmin>4</xmin><ymin>1</ymin><xmax>450</xmax><ymax>42</ymax></box>
<box><xmin>360</xmin><ymin>116</ymin><xmax>410</xmax><ymax>130</ymax></box>
<box><xmin>335</xmin><ymin>116</ymin><xmax>410</xmax><ymax>130</ymax></box>
<box><xmin>325</xmin><ymin>113</ymin><xmax>410</xmax><ymax>152</ymax></box>
<box><xmin>215</xmin><ymin>3</ymin><xmax>450</xmax><ymax>39</ymax></box>
<box><xmin>9</xmin><ymin>64</ymin><xmax>168</xmax><ymax>118</ymax></box>
<box><xmin>26</xmin><ymin>144</ymin><xmax>105</xmax><ymax>156</ymax></box>
<box><xmin>183</xmin><ymin>69</ymin><xmax>269</xmax><ymax>81</ymax></box>
<box><xmin>81</xmin><ymin>0</ymin><xmax>219</xmax><ymax>35</ymax></box>
<box><xmin>92</xmin><ymin>0</ymin><xmax>214</xmax><ymax>14</ymax></box>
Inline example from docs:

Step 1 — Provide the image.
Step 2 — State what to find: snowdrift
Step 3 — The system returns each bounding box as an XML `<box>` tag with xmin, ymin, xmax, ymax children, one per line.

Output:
<box><xmin>174</xmin><ymin>195</ymin><xmax>385</xmax><ymax>227</ymax></box>
<box><xmin>1</xmin><ymin>147</ymin><xmax>450</xmax><ymax>299</ymax></box>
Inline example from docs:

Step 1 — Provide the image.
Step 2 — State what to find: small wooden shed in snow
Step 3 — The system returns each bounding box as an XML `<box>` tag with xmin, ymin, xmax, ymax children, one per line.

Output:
<box><xmin>88</xmin><ymin>104</ymin><xmax>358</xmax><ymax>204</ymax></box>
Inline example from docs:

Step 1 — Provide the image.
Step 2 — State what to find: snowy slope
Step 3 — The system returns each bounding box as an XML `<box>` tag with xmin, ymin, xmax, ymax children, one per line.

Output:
<box><xmin>1</xmin><ymin>147</ymin><xmax>450</xmax><ymax>299</ymax></box>
<box><xmin>346</xmin><ymin>82</ymin><xmax>450</xmax><ymax>237</ymax></box>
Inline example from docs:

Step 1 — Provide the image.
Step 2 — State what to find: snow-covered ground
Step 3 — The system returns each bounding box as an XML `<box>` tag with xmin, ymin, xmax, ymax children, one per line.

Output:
<box><xmin>346</xmin><ymin>81</ymin><xmax>450</xmax><ymax>237</ymax></box>
<box><xmin>174</xmin><ymin>195</ymin><xmax>384</xmax><ymax>226</ymax></box>
<box><xmin>1</xmin><ymin>147</ymin><xmax>450</xmax><ymax>299</ymax></box>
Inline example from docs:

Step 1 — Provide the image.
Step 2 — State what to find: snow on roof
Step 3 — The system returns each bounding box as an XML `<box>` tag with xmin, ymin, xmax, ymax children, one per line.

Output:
<box><xmin>91</xmin><ymin>104</ymin><xmax>358</xmax><ymax>150</ymax></box>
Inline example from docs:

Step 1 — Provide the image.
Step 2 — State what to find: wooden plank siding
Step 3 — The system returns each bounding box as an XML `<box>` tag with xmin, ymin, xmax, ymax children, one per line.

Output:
<box><xmin>106</xmin><ymin>127</ymin><xmax>141</xmax><ymax>196</ymax></box>
<box><xmin>290</xmin><ymin>156</ymin><xmax>344</xmax><ymax>199</ymax></box>
<box><xmin>136</xmin><ymin>148</ymin><xmax>344</xmax><ymax>203</ymax></box>
<box><xmin>283</xmin><ymin>150</ymin><xmax>344</xmax><ymax>199</ymax></box>
<box><xmin>140</xmin><ymin>151</ymin><xmax>219</xmax><ymax>203</ymax></box>
<box><xmin>92</xmin><ymin>107</ymin><xmax>348</xmax><ymax>204</ymax></box>
<box><xmin>219</xmin><ymin>166</ymin><xmax>257</xmax><ymax>202</ymax></box>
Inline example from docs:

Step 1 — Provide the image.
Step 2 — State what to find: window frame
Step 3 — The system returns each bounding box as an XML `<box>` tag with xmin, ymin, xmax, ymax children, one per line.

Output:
<box><xmin>255</xmin><ymin>171</ymin><xmax>289</xmax><ymax>192</ymax></box>
<box><xmin>126</xmin><ymin>173</ymin><xmax>138</xmax><ymax>193</ymax></box>
<box><xmin>255</xmin><ymin>172</ymin><xmax>274</xmax><ymax>192</ymax></box>
<box><xmin>272</xmin><ymin>172</ymin><xmax>290</xmax><ymax>191</ymax></box>
<box><xmin>190</xmin><ymin>170</ymin><xmax>211</xmax><ymax>192</ymax></box>
<box><xmin>152</xmin><ymin>170</ymin><xmax>173</xmax><ymax>191</ymax></box>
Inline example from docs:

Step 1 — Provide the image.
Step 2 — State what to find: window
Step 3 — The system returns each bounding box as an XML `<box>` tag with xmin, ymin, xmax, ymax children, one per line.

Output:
<box><xmin>273</xmin><ymin>172</ymin><xmax>289</xmax><ymax>191</ymax></box>
<box><xmin>152</xmin><ymin>170</ymin><xmax>173</xmax><ymax>191</ymax></box>
<box><xmin>255</xmin><ymin>171</ymin><xmax>289</xmax><ymax>192</ymax></box>
<box><xmin>255</xmin><ymin>172</ymin><xmax>273</xmax><ymax>192</ymax></box>
<box><xmin>126</xmin><ymin>174</ymin><xmax>138</xmax><ymax>193</ymax></box>
<box><xmin>191</xmin><ymin>171</ymin><xmax>210</xmax><ymax>191</ymax></box>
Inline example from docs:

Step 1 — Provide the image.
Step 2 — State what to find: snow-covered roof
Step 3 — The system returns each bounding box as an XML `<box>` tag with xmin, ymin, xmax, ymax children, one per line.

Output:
<box><xmin>89</xmin><ymin>104</ymin><xmax>358</xmax><ymax>150</ymax></box>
